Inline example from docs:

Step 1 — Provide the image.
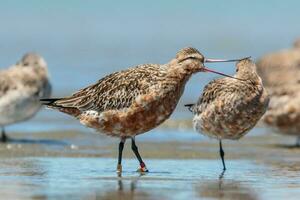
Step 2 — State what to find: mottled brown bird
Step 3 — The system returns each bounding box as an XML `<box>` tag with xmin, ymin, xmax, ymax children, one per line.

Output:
<box><xmin>186</xmin><ymin>58</ymin><xmax>269</xmax><ymax>171</ymax></box>
<box><xmin>257</xmin><ymin>38</ymin><xmax>300</xmax><ymax>146</ymax></box>
<box><xmin>41</xmin><ymin>47</ymin><xmax>245</xmax><ymax>173</ymax></box>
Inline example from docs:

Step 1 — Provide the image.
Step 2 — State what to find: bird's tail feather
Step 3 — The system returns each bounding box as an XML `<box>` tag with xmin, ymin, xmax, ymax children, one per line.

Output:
<box><xmin>40</xmin><ymin>98</ymin><xmax>81</xmax><ymax>117</ymax></box>
<box><xmin>184</xmin><ymin>103</ymin><xmax>195</xmax><ymax>112</ymax></box>
<box><xmin>40</xmin><ymin>98</ymin><xmax>62</xmax><ymax>107</ymax></box>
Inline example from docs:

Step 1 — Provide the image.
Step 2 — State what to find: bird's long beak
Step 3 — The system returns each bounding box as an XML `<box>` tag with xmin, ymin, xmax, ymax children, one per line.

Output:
<box><xmin>204</xmin><ymin>56</ymin><xmax>251</xmax><ymax>63</ymax></box>
<box><xmin>202</xmin><ymin>67</ymin><xmax>244</xmax><ymax>81</ymax></box>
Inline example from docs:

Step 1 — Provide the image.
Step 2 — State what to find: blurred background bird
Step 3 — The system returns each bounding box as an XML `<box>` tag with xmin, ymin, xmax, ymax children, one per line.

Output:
<box><xmin>185</xmin><ymin>58</ymin><xmax>269</xmax><ymax>170</ymax></box>
<box><xmin>0</xmin><ymin>53</ymin><xmax>51</xmax><ymax>142</ymax></box>
<box><xmin>257</xmin><ymin>38</ymin><xmax>300</xmax><ymax>146</ymax></box>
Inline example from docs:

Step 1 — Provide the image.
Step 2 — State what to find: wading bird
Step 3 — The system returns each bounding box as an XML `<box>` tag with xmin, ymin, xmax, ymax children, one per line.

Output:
<box><xmin>41</xmin><ymin>47</ymin><xmax>245</xmax><ymax>173</ymax></box>
<box><xmin>186</xmin><ymin>58</ymin><xmax>269</xmax><ymax>171</ymax></box>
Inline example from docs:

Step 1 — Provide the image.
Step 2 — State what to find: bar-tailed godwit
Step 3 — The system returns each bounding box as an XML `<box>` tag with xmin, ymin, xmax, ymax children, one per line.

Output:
<box><xmin>41</xmin><ymin>47</ymin><xmax>246</xmax><ymax>173</ymax></box>
<box><xmin>0</xmin><ymin>53</ymin><xmax>52</xmax><ymax>142</ymax></box>
<box><xmin>186</xmin><ymin>58</ymin><xmax>269</xmax><ymax>170</ymax></box>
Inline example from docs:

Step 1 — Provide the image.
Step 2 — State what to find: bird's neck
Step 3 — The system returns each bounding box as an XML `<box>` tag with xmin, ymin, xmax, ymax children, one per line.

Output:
<box><xmin>166</xmin><ymin>64</ymin><xmax>195</xmax><ymax>84</ymax></box>
<box><xmin>236</xmin><ymin>71</ymin><xmax>262</xmax><ymax>85</ymax></box>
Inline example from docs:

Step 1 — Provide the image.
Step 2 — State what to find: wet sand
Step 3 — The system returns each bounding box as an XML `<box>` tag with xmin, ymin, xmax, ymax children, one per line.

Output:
<box><xmin>0</xmin><ymin>128</ymin><xmax>299</xmax><ymax>200</ymax></box>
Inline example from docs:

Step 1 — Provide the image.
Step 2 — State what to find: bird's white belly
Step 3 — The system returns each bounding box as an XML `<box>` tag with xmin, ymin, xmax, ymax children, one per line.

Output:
<box><xmin>0</xmin><ymin>90</ymin><xmax>41</xmax><ymax>126</ymax></box>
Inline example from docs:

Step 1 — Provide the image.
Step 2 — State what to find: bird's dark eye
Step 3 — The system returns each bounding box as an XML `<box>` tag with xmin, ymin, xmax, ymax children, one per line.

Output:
<box><xmin>236</xmin><ymin>67</ymin><xmax>239</xmax><ymax>72</ymax></box>
<box><xmin>179</xmin><ymin>56</ymin><xmax>198</xmax><ymax>63</ymax></box>
<box><xmin>23</xmin><ymin>62</ymin><xmax>29</xmax><ymax>66</ymax></box>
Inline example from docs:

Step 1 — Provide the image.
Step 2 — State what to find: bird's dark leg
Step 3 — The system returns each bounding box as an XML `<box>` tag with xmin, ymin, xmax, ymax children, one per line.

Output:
<box><xmin>219</xmin><ymin>140</ymin><xmax>226</xmax><ymax>171</ymax></box>
<box><xmin>117</xmin><ymin>137</ymin><xmax>126</xmax><ymax>174</ymax></box>
<box><xmin>131</xmin><ymin>137</ymin><xmax>148</xmax><ymax>173</ymax></box>
<box><xmin>1</xmin><ymin>127</ymin><xmax>8</xmax><ymax>143</ymax></box>
<box><xmin>296</xmin><ymin>136</ymin><xmax>300</xmax><ymax>147</ymax></box>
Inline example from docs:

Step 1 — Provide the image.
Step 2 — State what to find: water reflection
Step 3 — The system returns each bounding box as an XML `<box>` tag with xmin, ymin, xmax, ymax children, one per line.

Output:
<box><xmin>0</xmin><ymin>158</ymin><xmax>47</xmax><ymax>200</ymax></box>
<box><xmin>94</xmin><ymin>175</ymin><xmax>156</xmax><ymax>200</ymax></box>
<box><xmin>197</xmin><ymin>176</ymin><xmax>258</xmax><ymax>200</ymax></box>
<box><xmin>0</xmin><ymin>157</ymin><xmax>298</xmax><ymax>199</ymax></box>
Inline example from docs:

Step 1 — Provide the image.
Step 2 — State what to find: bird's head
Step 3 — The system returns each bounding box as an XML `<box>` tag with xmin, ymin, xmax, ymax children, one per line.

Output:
<box><xmin>235</xmin><ymin>58</ymin><xmax>261</xmax><ymax>83</ymax></box>
<box><xmin>171</xmin><ymin>47</ymin><xmax>248</xmax><ymax>79</ymax></box>
<box><xmin>17</xmin><ymin>53</ymin><xmax>47</xmax><ymax>69</ymax></box>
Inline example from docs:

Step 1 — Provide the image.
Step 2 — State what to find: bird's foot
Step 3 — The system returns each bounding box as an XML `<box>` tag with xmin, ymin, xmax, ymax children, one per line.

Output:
<box><xmin>116</xmin><ymin>164</ymin><xmax>122</xmax><ymax>174</ymax></box>
<box><xmin>219</xmin><ymin>169</ymin><xmax>226</xmax><ymax>179</ymax></box>
<box><xmin>137</xmin><ymin>162</ymin><xmax>149</xmax><ymax>173</ymax></box>
<box><xmin>137</xmin><ymin>167</ymin><xmax>149</xmax><ymax>173</ymax></box>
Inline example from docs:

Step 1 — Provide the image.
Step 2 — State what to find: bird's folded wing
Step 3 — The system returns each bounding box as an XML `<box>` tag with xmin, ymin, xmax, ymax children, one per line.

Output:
<box><xmin>51</xmin><ymin>64</ymin><xmax>161</xmax><ymax>112</ymax></box>
<box><xmin>194</xmin><ymin>78</ymin><xmax>232</xmax><ymax>114</ymax></box>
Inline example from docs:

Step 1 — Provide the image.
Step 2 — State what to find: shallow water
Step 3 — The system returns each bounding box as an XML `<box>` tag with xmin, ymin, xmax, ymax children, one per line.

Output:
<box><xmin>0</xmin><ymin>157</ymin><xmax>299</xmax><ymax>200</ymax></box>
<box><xmin>0</xmin><ymin>130</ymin><xmax>299</xmax><ymax>200</ymax></box>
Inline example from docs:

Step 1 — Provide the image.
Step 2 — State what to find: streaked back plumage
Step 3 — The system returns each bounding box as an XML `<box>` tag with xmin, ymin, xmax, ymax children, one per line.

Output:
<box><xmin>44</xmin><ymin>64</ymin><xmax>166</xmax><ymax>114</ymax></box>
<box><xmin>42</xmin><ymin>47</ymin><xmax>206</xmax><ymax>137</ymax></box>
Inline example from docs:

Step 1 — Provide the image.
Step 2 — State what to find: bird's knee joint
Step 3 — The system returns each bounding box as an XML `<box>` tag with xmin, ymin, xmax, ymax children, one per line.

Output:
<box><xmin>131</xmin><ymin>145</ymin><xmax>138</xmax><ymax>151</ymax></box>
<box><xmin>220</xmin><ymin>150</ymin><xmax>225</xmax><ymax>157</ymax></box>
